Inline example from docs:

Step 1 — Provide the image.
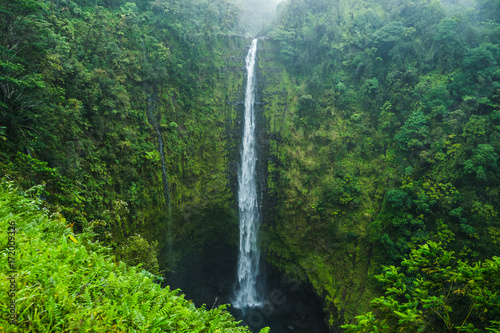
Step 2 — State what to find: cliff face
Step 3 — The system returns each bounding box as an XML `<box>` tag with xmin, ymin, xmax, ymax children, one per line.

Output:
<box><xmin>254</xmin><ymin>0</ymin><xmax>500</xmax><ymax>324</ymax></box>
<box><xmin>255</xmin><ymin>38</ymin><xmax>378</xmax><ymax>326</ymax></box>
<box><xmin>164</xmin><ymin>35</ymin><xmax>248</xmax><ymax>267</ymax></box>
<box><xmin>167</xmin><ymin>37</ymin><xmax>333</xmax><ymax>332</ymax></box>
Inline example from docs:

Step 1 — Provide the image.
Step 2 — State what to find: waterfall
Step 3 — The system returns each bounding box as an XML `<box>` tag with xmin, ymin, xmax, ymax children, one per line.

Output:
<box><xmin>233</xmin><ymin>38</ymin><xmax>262</xmax><ymax>309</ymax></box>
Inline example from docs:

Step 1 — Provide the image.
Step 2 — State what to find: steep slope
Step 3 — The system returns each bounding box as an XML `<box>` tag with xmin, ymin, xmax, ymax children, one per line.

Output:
<box><xmin>0</xmin><ymin>182</ymin><xmax>269</xmax><ymax>332</ymax></box>
<box><xmin>0</xmin><ymin>0</ymin><xmax>249</xmax><ymax>270</ymax></box>
<box><xmin>257</xmin><ymin>0</ymin><xmax>500</xmax><ymax>325</ymax></box>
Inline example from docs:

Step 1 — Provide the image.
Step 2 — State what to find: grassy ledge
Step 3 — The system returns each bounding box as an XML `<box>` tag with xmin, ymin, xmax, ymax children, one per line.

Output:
<box><xmin>0</xmin><ymin>181</ymin><xmax>267</xmax><ymax>333</ymax></box>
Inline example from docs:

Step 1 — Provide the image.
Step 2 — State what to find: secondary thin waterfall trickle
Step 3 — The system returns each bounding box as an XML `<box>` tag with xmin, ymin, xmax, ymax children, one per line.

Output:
<box><xmin>141</xmin><ymin>38</ymin><xmax>173</xmax><ymax>265</ymax></box>
<box><xmin>234</xmin><ymin>38</ymin><xmax>262</xmax><ymax>309</ymax></box>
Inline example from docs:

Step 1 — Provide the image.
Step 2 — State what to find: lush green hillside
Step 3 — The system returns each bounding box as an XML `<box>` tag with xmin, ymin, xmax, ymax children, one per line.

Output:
<box><xmin>0</xmin><ymin>0</ymin><xmax>250</xmax><ymax>268</ymax></box>
<box><xmin>257</xmin><ymin>0</ymin><xmax>500</xmax><ymax>327</ymax></box>
<box><xmin>0</xmin><ymin>0</ymin><xmax>254</xmax><ymax>328</ymax></box>
<box><xmin>0</xmin><ymin>182</ymin><xmax>271</xmax><ymax>332</ymax></box>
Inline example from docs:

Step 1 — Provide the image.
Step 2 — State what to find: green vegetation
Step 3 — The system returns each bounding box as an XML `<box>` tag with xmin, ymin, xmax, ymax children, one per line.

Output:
<box><xmin>0</xmin><ymin>0</ymin><xmax>248</xmax><ymax>267</ymax></box>
<box><xmin>0</xmin><ymin>182</ymin><xmax>265</xmax><ymax>332</ymax></box>
<box><xmin>258</xmin><ymin>0</ymin><xmax>500</xmax><ymax>326</ymax></box>
<box><xmin>0</xmin><ymin>0</ymin><xmax>252</xmax><ymax>329</ymax></box>
<box><xmin>1</xmin><ymin>0</ymin><xmax>499</xmax><ymax>330</ymax></box>
<box><xmin>343</xmin><ymin>239</ymin><xmax>500</xmax><ymax>332</ymax></box>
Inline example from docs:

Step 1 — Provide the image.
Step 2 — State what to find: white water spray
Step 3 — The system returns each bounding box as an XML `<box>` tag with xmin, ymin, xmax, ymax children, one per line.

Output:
<box><xmin>234</xmin><ymin>38</ymin><xmax>262</xmax><ymax>309</ymax></box>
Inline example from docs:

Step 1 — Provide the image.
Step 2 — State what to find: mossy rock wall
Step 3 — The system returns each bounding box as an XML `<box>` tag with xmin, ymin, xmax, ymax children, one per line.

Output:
<box><xmin>256</xmin><ymin>38</ymin><xmax>380</xmax><ymax>325</ymax></box>
<box><xmin>161</xmin><ymin>36</ymin><xmax>252</xmax><ymax>269</ymax></box>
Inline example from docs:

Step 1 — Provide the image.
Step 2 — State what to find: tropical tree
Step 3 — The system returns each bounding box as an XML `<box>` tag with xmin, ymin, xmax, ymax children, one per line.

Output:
<box><xmin>343</xmin><ymin>240</ymin><xmax>500</xmax><ymax>332</ymax></box>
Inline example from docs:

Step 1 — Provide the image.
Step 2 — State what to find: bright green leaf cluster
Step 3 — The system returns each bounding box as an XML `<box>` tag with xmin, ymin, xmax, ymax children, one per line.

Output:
<box><xmin>0</xmin><ymin>182</ymin><xmax>266</xmax><ymax>333</ymax></box>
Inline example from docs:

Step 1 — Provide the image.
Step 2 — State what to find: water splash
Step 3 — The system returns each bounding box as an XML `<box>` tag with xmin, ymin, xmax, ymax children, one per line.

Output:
<box><xmin>233</xmin><ymin>38</ymin><xmax>262</xmax><ymax>309</ymax></box>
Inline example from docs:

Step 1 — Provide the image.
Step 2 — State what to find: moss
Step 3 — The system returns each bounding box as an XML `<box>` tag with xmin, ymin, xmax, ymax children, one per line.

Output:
<box><xmin>257</xmin><ymin>37</ymin><xmax>383</xmax><ymax>325</ymax></box>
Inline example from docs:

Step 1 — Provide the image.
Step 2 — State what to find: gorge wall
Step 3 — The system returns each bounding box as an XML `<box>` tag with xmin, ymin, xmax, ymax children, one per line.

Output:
<box><xmin>167</xmin><ymin>37</ymin><xmax>332</xmax><ymax>332</ymax></box>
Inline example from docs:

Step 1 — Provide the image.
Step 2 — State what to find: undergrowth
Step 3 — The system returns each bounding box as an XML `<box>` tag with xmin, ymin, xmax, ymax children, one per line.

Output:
<box><xmin>0</xmin><ymin>181</ymin><xmax>268</xmax><ymax>333</ymax></box>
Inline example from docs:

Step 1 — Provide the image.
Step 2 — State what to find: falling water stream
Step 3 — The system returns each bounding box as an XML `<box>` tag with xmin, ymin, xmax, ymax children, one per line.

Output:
<box><xmin>169</xmin><ymin>37</ymin><xmax>330</xmax><ymax>332</ymax></box>
<box><xmin>233</xmin><ymin>38</ymin><xmax>262</xmax><ymax>309</ymax></box>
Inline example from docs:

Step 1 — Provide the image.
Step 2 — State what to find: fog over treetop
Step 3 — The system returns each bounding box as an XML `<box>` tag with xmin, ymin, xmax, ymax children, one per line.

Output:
<box><xmin>233</xmin><ymin>0</ymin><xmax>283</xmax><ymax>36</ymax></box>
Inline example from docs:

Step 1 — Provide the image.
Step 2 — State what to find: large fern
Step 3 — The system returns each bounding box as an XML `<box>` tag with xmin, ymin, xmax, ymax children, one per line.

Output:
<box><xmin>0</xmin><ymin>182</ymin><xmax>268</xmax><ymax>333</ymax></box>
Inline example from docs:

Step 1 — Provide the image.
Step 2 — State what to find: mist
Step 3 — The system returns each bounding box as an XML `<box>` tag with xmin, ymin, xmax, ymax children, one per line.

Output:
<box><xmin>234</xmin><ymin>0</ymin><xmax>283</xmax><ymax>36</ymax></box>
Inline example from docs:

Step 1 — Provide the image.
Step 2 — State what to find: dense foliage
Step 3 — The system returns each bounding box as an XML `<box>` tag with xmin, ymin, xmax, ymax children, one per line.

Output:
<box><xmin>0</xmin><ymin>182</ymin><xmax>269</xmax><ymax>332</ymax></box>
<box><xmin>0</xmin><ymin>0</ymin><xmax>247</xmax><ymax>266</ymax></box>
<box><xmin>0</xmin><ymin>0</ymin><xmax>252</xmax><ymax>328</ymax></box>
<box><xmin>343</xmin><ymin>237</ymin><xmax>500</xmax><ymax>332</ymax></box>
<box><xmin>259</xmin><ymin>0</ymin><xmax>500</xmax><ymax>326</ymax></box>
<box><xmin>1</xmin><ymin>0</ymin><xmax>499</xmax><ymax>330</ymax></box>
